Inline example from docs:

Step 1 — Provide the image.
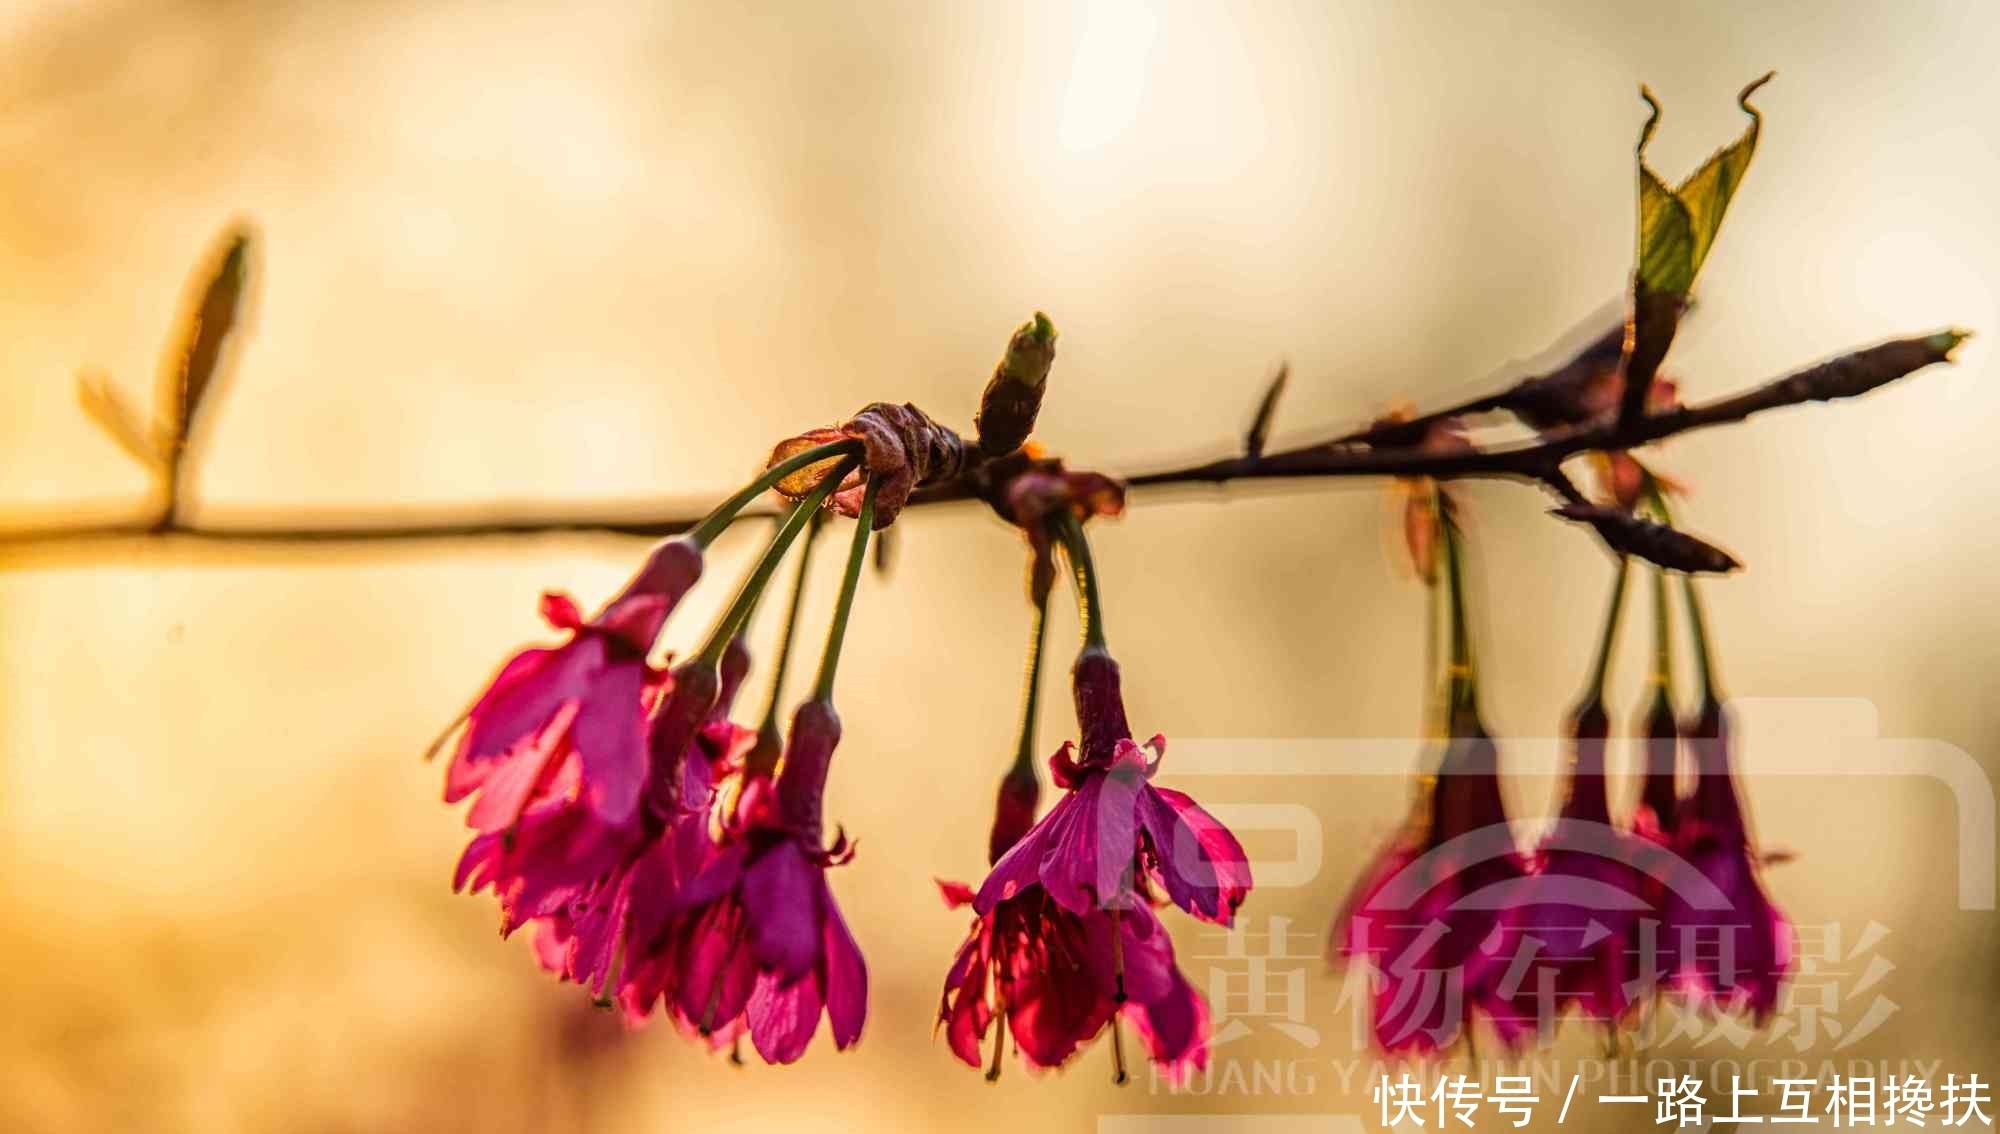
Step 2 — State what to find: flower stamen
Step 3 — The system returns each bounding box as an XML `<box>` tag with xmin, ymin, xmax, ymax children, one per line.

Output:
<box><xmin>1109</xmin><ymin>907</ymin><xmax>1129</xmax><ymax>1085</ymax></box>
<box><xmin>984</xmin><ymin>988</ymin><xmax>1008</xmax><ymax>1083</ymax></box>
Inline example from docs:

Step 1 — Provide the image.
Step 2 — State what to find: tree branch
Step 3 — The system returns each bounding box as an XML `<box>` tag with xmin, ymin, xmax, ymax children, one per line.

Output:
<box><xmin>0</xmin><ymin>329</ymin><xmax>1965</xmax><ymax>568</ymax></box>
<box><xmin>1122</xmin><ymin>329</ymin><xmax>1967</xmax><ymax>490</ymax></box>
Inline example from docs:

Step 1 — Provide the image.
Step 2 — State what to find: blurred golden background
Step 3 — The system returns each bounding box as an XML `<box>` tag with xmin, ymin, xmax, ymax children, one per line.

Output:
<box><xmin>1</xmin><ymin>1</ymin><xmax>1995</xmax><ymax>1131</ymax></box>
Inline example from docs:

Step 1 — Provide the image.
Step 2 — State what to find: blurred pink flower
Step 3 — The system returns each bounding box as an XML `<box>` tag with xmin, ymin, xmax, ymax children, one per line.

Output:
<box><xmin>1657</xmin><ymin>700</ymin><xmax>1793</xmax><ymax>1024</ymax></box>
<box><xmin>1331</xmin><ymin>711</ymin><xmax>1531</xmax><ymax>1054</ymax></box>
<box><xmin>1485</xmin><ymin>702</ymin><xmax>1651</xmax><ymax>1040</ymax></box>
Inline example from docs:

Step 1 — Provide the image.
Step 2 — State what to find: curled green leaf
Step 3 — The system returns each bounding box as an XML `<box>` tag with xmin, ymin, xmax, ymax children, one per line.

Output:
<box><xmin>1637</xmin><ymin>73</ymin><xmax>1771</xmax><ymax>298</ymax></box>
<box><xmin>1625</xmin><ymin>73</ymin><xmax>1772</xmax><ymax>425</ymax></box>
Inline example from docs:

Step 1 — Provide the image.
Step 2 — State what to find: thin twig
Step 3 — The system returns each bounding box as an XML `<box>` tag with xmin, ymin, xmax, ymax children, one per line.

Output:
<box><xmin>0</xmin><ymin>330</ymin><xmax>1965</xmax><ymax>561</ymax></box>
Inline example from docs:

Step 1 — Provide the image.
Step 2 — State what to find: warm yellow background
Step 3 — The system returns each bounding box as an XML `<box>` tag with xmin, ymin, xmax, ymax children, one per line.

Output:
<box><xmin>1</xmin><ymin>2</ymin><xmax>1995</xmax><ymax>1131</ymax></box>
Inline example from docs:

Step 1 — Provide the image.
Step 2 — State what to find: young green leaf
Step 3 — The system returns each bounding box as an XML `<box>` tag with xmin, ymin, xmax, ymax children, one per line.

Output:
<box><xmin>1624</xmin><ymin>73</ymin><xmax>1772</xmax><ymax>425</ymax></box>
<box><xmin>1636</xmin><ymin>73</ymin><xmax>1770</xmax><ymax>298</ymax></box>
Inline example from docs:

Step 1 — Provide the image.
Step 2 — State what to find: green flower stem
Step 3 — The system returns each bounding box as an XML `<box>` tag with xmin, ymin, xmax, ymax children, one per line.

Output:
<box><xmin>1584</xmin><ymin>556</ymin><xmax>1632</xmax><ymax>701</ymax></box>
<box><xmin>1680</xmin><ymin>574</ymin><xmax>1720</xmax><ymax>703</ymax></box>
<box><xmin>1423</xmin><ymin>511</ymin><xmax>1446</xmax><ymax>736</ymax></box>
<box><xmin>688</xmin><ymin>439</ymin><xmax>863</xmax><ymax>549</ymax></box>
<box><xmin>1648</xmin><ymin>563</ymin><xmax>1674</xmax><ymax>688</ymax></box>
<box><xmin>1644</xmin><ymin>483</ymin><xmax>1722</xmax><ymax>704</ymax></box>
<box><xmin>1438</xmin><ymin>505</ymin><xmax>1476</xmax><ymax>717</ymax></box>
<box><xmin>695</xmin><ymin>457</ymin><xmax>855</xmax><ymax>666</ymax></box>
<box><xmin>1050</xmin><ymin>511</ymin><xmax>1107</xmax><ymax>650</ymax></box>
<box><xmin>1011</xmin><ymin>580</ymin><xmax>1052</xmax><ymax>769</ymax></box>
<box><xmin>756</xmin><ymin>511</ymin><xmax>824</xmax><ymax>736</ymax></box>
<box><xmin>811</xmin><ymin>477</ymin><xmax>880</xmax><ymax>704</ymax></box>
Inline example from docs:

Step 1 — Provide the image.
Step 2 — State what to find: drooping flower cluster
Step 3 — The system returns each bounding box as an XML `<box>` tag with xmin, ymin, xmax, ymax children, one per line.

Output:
<box><xmin>934</xmin><ymin>476</ymin><xmax>1250</xmax><ymax>1082</ymax></box>
<box><xmin>1332</xmin><ymin>493</ymin><xmax>1793</xmax><ymax>1054</ymax></box>
<box><xmin>429</xmin><ymin>289</ymin><xmax>1817</xmax><ymax>1081</ymax></box>
<box><xmin>629</xmin><ymin>701</ymin><xmax>867</xmax><ymax>1061</ymax></box>
<box><xmin>444</xmin><ymin>440</ymin><xmax>884</xmax><ymax>1063</ymax></box>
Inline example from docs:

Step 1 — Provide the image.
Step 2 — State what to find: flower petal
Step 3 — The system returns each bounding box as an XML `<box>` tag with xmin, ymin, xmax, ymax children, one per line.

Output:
<box><xmin>462</xmin><ymin>708</ymin><xmax>572</xmax><ymax>832</ymax></box>
<box><xmin>822</xmin><ymin>897</ymin><xmax>868</xmax><ymax>1049</ymax></box>
<box><xmin>673</xmin><ymin>906</ymin><xmax>757</xmax><ymax>1034</ymax></box>
<box><xmin>445</xmin><ymin>645</ymin><xmax>568</xmax><ymax>801</ymax></box>
<box><xmin>747</xmin><ymin>971</ymin><xmax>824</xmax><ymax>1064</ymax></box>
<box><xmin>1041</xmin><ymin>773</ymin><xmax>1140</xmax><ymax>914</ymax></box>
<box><xmin>1128</xmin><ymin>964</ymin><xmax>1210</xmax><ymax>1081</ymax></box>
<box><xmin>1140</xmin><ymin>785</ymin><xmax>1252</xmax><ymax>925</ymax></box>
<box><xmin>669</xmin><ymin>840</ymin><xmax>750</xmax><ymax>914</ymax></box>
<box><xmin>938</xmin><ymin>927</ymin><xmax>991</xmax><ymax>1068</ymax></box>
<box><xmin>742</xmin><ymin>841</ymin><xmax>823</xmax><ymax>984</ymax></box>
<box><xmin>974</xmin><ymin>800</ymin><xmax>1061</xmax><ymax>915</ymax></box>
<box><xmin>571</xmin><ymin>658</ymin><xmax>649</xmax><ymax>825</ymax></box>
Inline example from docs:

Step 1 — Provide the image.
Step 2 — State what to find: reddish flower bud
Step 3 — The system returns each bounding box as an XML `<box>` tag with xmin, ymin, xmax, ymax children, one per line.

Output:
<box><xmin>988</xmin><ymin>762</ymin><xmax>1040</xmax><ymax>866</ymax></box>
<box><xmin>1484</xmin><ymin>698</ymin><xmax>1654</xmax><ymax>1040</ymax></box>
<box><xmin>1332</xmin><ymin>707</ymin><xmax>1532</xmax><ymax>1054</ymax></box>
<box><xmin>1632</xmin><ymin>689</ymin><xmax>1682</xmax><ymax>845</ymax></box>
<box><xmin>644</xmin><ymin>658</ymin><xmax>722</xmax><ymax>815</ymax></box>
<box><xmin>1655</xmin><ymin>698</ymin><xmax>1793</xmax><ymax>1024</ymax></box>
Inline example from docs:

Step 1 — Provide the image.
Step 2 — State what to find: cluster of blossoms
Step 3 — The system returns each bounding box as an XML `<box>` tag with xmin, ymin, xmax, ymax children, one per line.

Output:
<box><xmin>1333</xmin><ymin>480</ymin><xmax>1792</xmax><ymax>1054</ymax></box>
<box><xmin>438</xmin><ymin>329</ymin><xmax>1255</xmax><ymax>1078</ymax></box>
<box><xmin>430</xmin><ymin>79</ymin><xmax>1932</xmax><ymax>1066</ymax></box>
<box><xmin>445</xmin><ymin>435</ymin><xmax>877</xmax><ymax>1064</ymax></box>
<box><xmin>433</xmin><ymin>339</ymin><xmax>1805</xmax><ymax>1074</ymax></box>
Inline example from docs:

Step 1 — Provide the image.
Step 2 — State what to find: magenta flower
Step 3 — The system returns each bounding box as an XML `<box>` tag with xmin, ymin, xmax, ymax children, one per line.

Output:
<box><xmin>1333</xmin><ymin>706</ymin><xmax>1530</xmax><ymax>1054</ymax></box>
<box><xmin>454</xmin><ymin>745</ymin><xmax>640</xmax><ymax>945</ymax></box>
<box><xmin>446</xmin><ymin>538</ymin><xmax>703</xmax><ymax>829</ymax></box>
<box><xmin>1489</xmin><ymin>700</ymin><xmax>1651</xmax><ymax>1039</ymax></box>
<box><xmin>1657</xmin><ymin>698</ymin><xmax>1793</xmax><ymax>1023</ymax></box>
<box><xmin>946</xmin><ymin>646</ymin><xmax>1241</xmax><ymax>1080</ymax></box>
<box><xmin>459</xmin><ymin>636</ymin><xmax>755</xmax><ymax>1006</ymax></box>
<box><xmin>975</xmin><ymin>648</ymin><xmax>1250</xmax><ymax>926</ymax></box>
<box><xmin>678</xmin><ymin>636</ymin><xmax>758</xmax><ymax>825</ymax></box>
<box><xmin>938</xmin><ymin>879</ymin><xmax>1208</xmax><ymax>1081</ymax></box>
<box><xmin>1631</xmin><ymin>689</ymin><xmax>1683</xmax><ymax>847</ymax></box>
<box><xmin>640</xmin><ymin>701</ymin><xmax>867</xmax><ymax>1064</ymax></box>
